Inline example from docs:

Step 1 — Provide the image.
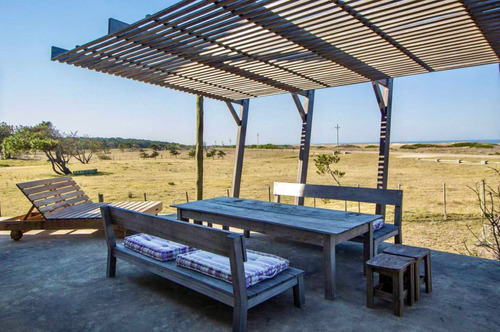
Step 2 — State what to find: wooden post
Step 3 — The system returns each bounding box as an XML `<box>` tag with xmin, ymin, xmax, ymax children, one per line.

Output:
<box><xmin>293</xmin><ymin>90</ymin><xmax>315</xmax><ymax>205</ymax></box>
<box><xmin>98</xmin><ymin>193</ymin><xmax>104</xmax><ymax>203</ymax></box>
<box><xmin>229</xmin><ymin>99</ymin><xmax>249</xmax><ymax>198</ymax></box>
<box><xmin>357</xmin><ymin>184</ymin><xmax>361</xmax><ymax>212</ymax></box>
<box><xmin>443</xmin><ymin>182</ymin><xmax>447</xmax><ymax>220</ymax></box>
<box><xmin>480</xmin><ymin>179</ymin><xmax>486</xmax><ymax>216</ymax></box>
<box><xmin>196</xmin><ymin>95</ymin><xmax>204</xmax><ymax>201</ymax></box>
<box><xmin>227</xmin><ymin>188</ymin><xmax>230</xmax><ymax>197</ymax></box>
<box><xmin>268</xmin><ymin>186</ymin><xmax>271</xmax><ymax>202</ymax></box>
<box><xmin>372</xmin><ymin>78</ymin><xmax>394</xmax><ymax>217</ymax></box>
<box><xmin>143</xmin><ymin>193</ymin><xmax>147</xmax><ymax>201</ymax></box>
<box><xmin>185</xmin><ymin>191</ymin><xmax>189</xmax><ymax>203</ymax></box>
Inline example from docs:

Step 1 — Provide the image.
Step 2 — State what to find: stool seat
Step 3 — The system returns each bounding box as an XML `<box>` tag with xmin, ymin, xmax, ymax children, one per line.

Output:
<box><xmin>384</xmin><ymin>244</ymin><xmax>429</xmax><ymax>259</ymax></box>
<box><xmin>383</xmin><ymin>244</ymin><xmax>432</xmax><ymax>301</ymax></box>
<box><xmin>367</xmin><ymin>253</ymin><xmax>414</xmax><ymax>270</ymax></box>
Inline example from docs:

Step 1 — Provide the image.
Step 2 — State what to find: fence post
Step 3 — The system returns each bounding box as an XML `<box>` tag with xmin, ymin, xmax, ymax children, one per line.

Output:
<box><xmin>185</xmin><ymin>191</ymin><xmax>189</xmax><ymax>203</ymax></box>
<box><xmin>268</xmin><ymin>186</ymin><xmax>271</xmax><ymax>202</ymax></box>
<box><xmin>480</xmin><ymin>179</ymin><xmax>486</xmax><ymax>216</ymax></box>
<box><xmin>313</xmin><ymin>197</ymin><xmax>316</xmax><ymax>208</ymax></box>
<box><xmin>98</xmin><ymin>193</ymin><xmax>104</xmax><ymax>203</ymax></box>
<box><xmin>143</xmin><ymin>193</ymin><xmax>147</xmax><ymax>201</ymax></box>
<box><xmin>227</xmin><ymin>188</ymin><xmax>230</xmax><ymax>197</ymax></box>
<box><xmin>357</xmin><ymin>184</ymin><xmax>360</xmax><ymax>213</ymax></box>
<box><xmin>443</xmin><ymin>183</ymin><xmax>447</xmax><ymax>220</ymax></box>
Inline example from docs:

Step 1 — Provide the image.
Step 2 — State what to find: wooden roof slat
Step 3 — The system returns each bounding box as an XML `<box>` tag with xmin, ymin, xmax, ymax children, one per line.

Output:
<box><xmin>51</xmin><ymin>0</ymin><xmax>500</xmax><ymax>101</ymax></box>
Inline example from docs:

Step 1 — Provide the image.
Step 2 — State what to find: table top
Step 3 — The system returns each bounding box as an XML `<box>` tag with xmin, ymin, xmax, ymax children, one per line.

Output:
<box><xmin>173</xmin><ymin>197</ymin><xmax>382</xmax><ymax>236</ymax></box>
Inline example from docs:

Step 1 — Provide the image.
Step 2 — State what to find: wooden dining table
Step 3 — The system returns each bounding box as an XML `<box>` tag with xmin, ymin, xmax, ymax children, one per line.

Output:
<box><xmin>173</xmin><ymin>197</ymin><xmax>382</xmax><ymax>300</ymax></box>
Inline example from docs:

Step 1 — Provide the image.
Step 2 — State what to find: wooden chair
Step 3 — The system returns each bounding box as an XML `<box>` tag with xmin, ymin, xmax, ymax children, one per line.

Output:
<box><xmin>102</xmin><ymin>206</ymin><xmax>305</xmax><ymax>332</ymax></box>
<box><xmin>273</xmin><ymin>182</ymin><xmax>403</xmax><ymax>254</ymax></box>
<box><xmin>0</xmin><ymin>176</ymin><xmax>162</xmax><ymax>240</ymax></box>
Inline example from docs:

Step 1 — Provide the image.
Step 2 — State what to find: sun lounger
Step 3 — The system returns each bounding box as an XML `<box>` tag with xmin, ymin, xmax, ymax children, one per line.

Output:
<box><xmin>0</xmin><ymin>176</ymin><xmax>162</xmax><ymax>240</ymax></box>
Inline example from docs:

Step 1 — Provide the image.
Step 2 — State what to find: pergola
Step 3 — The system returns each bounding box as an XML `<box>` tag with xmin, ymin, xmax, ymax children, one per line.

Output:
<box><xmin>51</xmin><ymin>0</ymin><xmax>500</xmax><ymax>214</ymax></box>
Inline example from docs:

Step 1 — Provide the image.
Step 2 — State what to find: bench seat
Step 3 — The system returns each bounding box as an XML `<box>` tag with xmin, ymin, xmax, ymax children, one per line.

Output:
<box><xmin>115</xmin><ymin>244</ymin><xmax>303</xmax><ymax>307</ymax></box>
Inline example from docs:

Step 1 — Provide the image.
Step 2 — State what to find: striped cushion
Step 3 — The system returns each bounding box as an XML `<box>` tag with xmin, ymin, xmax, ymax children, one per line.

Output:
<box><xmin>124</xmin><ymin>233</ymin><xmax>196</xmax><ymax>261</ymax></box>
<box><xmin>373</xmin><ymin>219</ymin><xmax>385</xmax><ymax>231</ymax></box>
<box><xmin>176</xmin><ymin>249</ymin><xmax>289</xmax><ymax>287</ymax></box>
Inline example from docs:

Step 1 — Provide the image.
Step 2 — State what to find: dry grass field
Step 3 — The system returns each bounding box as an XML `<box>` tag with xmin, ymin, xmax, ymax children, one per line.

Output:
<box><xmin>1</xmin><ymin>144</ymin><xmax>499</xmax><ymax>259</ymax></box>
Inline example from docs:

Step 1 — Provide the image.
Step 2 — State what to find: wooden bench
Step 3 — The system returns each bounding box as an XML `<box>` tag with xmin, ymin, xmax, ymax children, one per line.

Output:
<box><xmin>0</xmin><ymin>176</ymin><xmax>162</xmax><ymax>240</ymax></box>
<box><xmin>102</xmin><ymin>206</ymin><xmax>305</xmax><ymax>332</ymax></box>
<box><xmin>273</xmin><ymin>182</ymin><xmax>403</xmax><ymax>254</ymax></box>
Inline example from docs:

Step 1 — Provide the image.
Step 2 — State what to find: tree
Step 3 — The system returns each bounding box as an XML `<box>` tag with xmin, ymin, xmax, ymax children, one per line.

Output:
<box><xmin>150</xmin><ymin>151</ymin><xmax>159</xmax><ymax>159</ymax></box>
<box><xmin>314</xmin><ymin>153</ymin><xmax>345</xmax><ymax>185</ymax></box>
<box><xmin>68</xmin><ymin>133</ymin><xmax>102</xmax><ymax>164</ymax></box>
<box><xmin>206</xmin><ymin>149</ymin><xmax>216</xmax><ymax>159</ymax></box>
<box><xmin>466</xmin><ymin>169</ymin><xmax>500</xmax><ymax>260</ymax></box>
<box><xmin>169</xmin><ymin>147</ymin><xmax>180</xmax><ymax>158</ymax></box>
<box><xmin>217</xmin><ymin>150</ymin><xmax>226</xmax><ymax>159</ymax></box>
<box><xmin>0</xmin><ymin>122</ymin><xmax>13</xmax><ymax>158</ymax></box>
<box><xmin>188</xmin><ymin>150</ymin><xmax>196</xmax><ymax>158</ymax></box>
<box><xmin>2</xmin><ymin>122</ymin><xmax>72</xmax><ymax>174</ymax></box>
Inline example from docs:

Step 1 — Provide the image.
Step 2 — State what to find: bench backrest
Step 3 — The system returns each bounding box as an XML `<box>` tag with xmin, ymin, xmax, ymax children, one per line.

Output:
<box><xmin>101</xmin><ymin>206</ymin><xmax>248</xmax><ymax>298</ymax></box>
<box><xmin>274</xmin><ymin>182</ymin><xmax>403</xmax><ymax>225</ymax></box>
<box><xmin>17</xmin><ymin>176</ymin><xmax>91</xmax><ymax>217</ymax></box>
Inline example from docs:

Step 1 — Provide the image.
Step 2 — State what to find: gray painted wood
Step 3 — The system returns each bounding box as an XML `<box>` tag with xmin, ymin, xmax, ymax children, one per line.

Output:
<box><xmin>231</xmin><ymin>99</ymin><xmax>249</xmax><ymax>199</ymax></box>
<box><xmin>196</xmin><ymin>95</ymin><xmax>204</xmax><ymax>201</ymax></box>
<box><xmin>101</xmin><ymin>206</ymin><xmax>304</xmax><ymax>331</ymax></box>
<box><xmin>174</xmin><ymin>196</ymin><xmax>378</xmax><ymax>300</ymax></box>
<box><xmin>295</xmin><ymin>90</ymin><xmax>315</xmax><ymax>206</ymax></box>
<box><xmin>273</xmin><ymin>182</ymin><xmax>402</xmax><ymax>254</ymax></box>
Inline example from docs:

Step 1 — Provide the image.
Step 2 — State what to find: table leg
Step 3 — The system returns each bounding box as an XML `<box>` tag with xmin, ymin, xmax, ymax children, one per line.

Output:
<box><xmin>363</xmin><ymin>222</ymin><xmax>374</xmax><ymax>275</ymax></box>
<box><xmin>176</xmin><ymin>209</ymin><xmax>189</xmax><ymax>222</ymax></box>
<box><xmin>323</xmin><ymin>234</ymin><xmax>336</xmax><ymax>300</ymax></box>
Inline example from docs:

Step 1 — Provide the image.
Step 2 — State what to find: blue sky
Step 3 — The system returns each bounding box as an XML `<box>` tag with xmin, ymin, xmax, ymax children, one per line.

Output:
<box><xmin>1</xmin><ymin>1</ymin><xmax>499</xmax><ymax>145</ymax></box>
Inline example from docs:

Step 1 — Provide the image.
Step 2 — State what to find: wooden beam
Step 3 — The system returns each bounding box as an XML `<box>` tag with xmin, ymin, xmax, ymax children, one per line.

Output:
<box><xmin>196</xmin><ymin>95</ymin><xmax>204</xmax><ymax>201</ymax></box>
<box><xmin>291</xmin><ymin>93</ymin><xmax>306</xmax><ymax>122</ymax></box>
<box><xmin>108</xmin><ymin>18</ymin><xmax>130</xmax><ymax>35</ymax></box>
<box><xmin>296</xmin><ymin>90</ymin><xmax>315</xmax><ymax>206</ymax></box>
<box><xmin>372</xmin><ymin>79</ymin><xmax>394</xmax><ymax>216</ymax></box>
<box><xmin>50</xmin><ymin>46</ymin><xmax>69</xmax><ymax>60</ymax></box>
<box><xmin>225</xmin><ymin>102</ymin><xmax>242</xmax><ymax>126</ymax></box>
<box><xmin>231</xmin><ymin>99</ymin><xmax>249</xmax><ymax>199</ymax></box>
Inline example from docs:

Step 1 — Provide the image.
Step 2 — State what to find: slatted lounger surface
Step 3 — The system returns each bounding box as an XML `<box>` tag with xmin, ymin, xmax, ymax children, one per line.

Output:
<box><xmin>0</xmin><ymin>176</ymin><xmax>162</xmax><ymax>240</ymax></box>
<box><xmin>102</xmin><ymin>206</ymin><xmax>305</xmax><ymax>332</ymax></box>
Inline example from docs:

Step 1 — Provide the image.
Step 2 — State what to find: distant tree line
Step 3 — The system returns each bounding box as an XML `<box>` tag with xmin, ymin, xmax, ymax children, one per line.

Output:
<box><xmin>0</xmin><ymin>121</ymin><xmax>186</xmax><ymax>174</ymax></box>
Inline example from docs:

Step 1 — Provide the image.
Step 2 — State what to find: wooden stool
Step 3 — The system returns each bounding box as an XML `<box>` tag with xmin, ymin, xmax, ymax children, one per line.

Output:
<box><xmin>384</xmin><ymin>244</ymin><xmax>432</xmax><ymax>301</ymax></box>
<box><xmin>366</xmin><ymin>253</ymin><xmax>415</xmax><ymax>317</ymax></box>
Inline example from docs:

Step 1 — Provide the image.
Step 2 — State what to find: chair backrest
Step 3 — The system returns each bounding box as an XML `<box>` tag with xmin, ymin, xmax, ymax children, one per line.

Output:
<box><xmin>17</xmin><ymin>176</ymin><xmax>91</xmax><ymax>217</ymax></box>
<box><xmin>273</xmin><ymin>182</ymin><xmax>403</xmax><ymax>225</ymax></box>
<box><xmin>101</xmin><ymin>206</ymin><xmax>248</xmax><ymax>297</ymax></box>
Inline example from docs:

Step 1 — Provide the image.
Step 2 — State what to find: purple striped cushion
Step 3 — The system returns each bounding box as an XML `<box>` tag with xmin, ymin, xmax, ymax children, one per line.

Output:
<box><xmin>176</xmin><ymin>249</ymin><xmax>289</xmax><ymax>287</ymax></box>
<box><xmin>124</xmin><ymin>233</ymin><xmax>196</xmax><ymax>262</ymax></box>
<box><xmin>373</xmin><ymin>219</ymin><xmax>384</xmax><ymax>231</ymax></box>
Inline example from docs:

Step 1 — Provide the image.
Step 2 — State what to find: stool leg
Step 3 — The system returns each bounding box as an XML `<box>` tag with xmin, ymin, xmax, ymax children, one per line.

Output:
<box><xmin>407</xmin><ymin>264</ymin><xmax>415</xmax><ymax>306</ymax></box>
<box><xmin>367</xmin><ymin>266</ymin><xmax>374</xmax><ymax>308</ymax></box>
<box><xmin>414</xmin><ymin>260</ymin><xmax>421</xmax><ymax>301</ymax></box>
<box><xmin>425</xmin><ymin>254</ymin><xmax>432</xmax><ymax>293</ymax></box>
<box><xmin>393</xmin><ymin>271</ymin><xmax>404</xmax><ymax>317</ymax></box>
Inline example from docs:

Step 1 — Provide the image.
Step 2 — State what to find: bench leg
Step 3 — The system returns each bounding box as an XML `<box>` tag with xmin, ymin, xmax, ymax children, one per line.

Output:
<box><xmin>243</xmin><ymin>230</ymin><xmax>250</xmax><ymax>238</ymax></box>
<box><xmin>232</xmin><ymin>301</ymin><xmax>248</xmax><ymax>332</ymax></box>
<box><xmin>107</xmin><ymin>252</ymin><xmax>116</xmax><ymax>277</ymax></box>
<box><xmin>407</xmin><ymin>264</ymin><xmax>415</xmax><ymax>306</ymax></box>
<box><xmin>395</xmin><ymin>232</ymin><xmax>402</xmax><ymax>244</ymax></box>
<box><xmin>414</xmin><ymin>260</ymin><xmax>421</xmax><ymax>302</ymax></box>
<box><xmin>293</xmin><ymin>274</ymin><xmax>305</xmax><ymax>308</ymax></box>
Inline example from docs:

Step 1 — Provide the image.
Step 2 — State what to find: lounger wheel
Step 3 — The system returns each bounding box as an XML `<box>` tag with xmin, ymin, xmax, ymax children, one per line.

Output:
<box><xmin>10</xmin><ymin>230</ymin><xmax>23</xmax><ymax>241</ymax></box>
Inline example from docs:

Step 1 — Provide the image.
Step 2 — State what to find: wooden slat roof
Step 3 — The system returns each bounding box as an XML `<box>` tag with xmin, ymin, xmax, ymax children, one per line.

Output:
<box><xmin>52</xmin><ymin>0</ymin><xmax>500</xmax><ymax>102</ymax></box>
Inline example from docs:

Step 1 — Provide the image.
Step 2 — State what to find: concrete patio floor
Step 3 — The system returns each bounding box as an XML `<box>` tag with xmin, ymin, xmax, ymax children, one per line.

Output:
<box><xmin>0</xmin><ymin>229</ymin><xmax>498</xmax><ymax>331</ymax></box>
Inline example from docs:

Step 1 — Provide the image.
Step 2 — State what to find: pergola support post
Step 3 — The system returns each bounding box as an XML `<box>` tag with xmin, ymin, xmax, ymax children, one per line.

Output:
<box><xmin>372</xmin><ymin>78</ymin><xmax>394</xmax><ymax>216</ymax></box>
<box><xmin>226</xmin><ymin>99</ymin><xmax>249</xmax><ymax>231</ymax></box>
<box><xmin>293</xmin><ymin>90</ymin><xmax>315</xmax><ymax>205</ymax></box>
<box><xmin>196</xmin><ymin>96</ymin><xmax>204</xmax><ymax>201</ymax></box>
